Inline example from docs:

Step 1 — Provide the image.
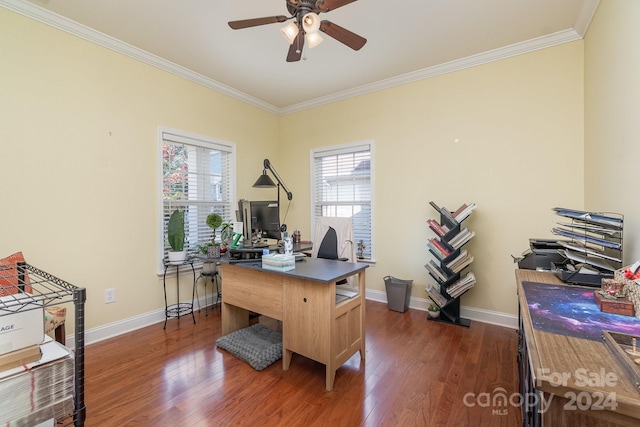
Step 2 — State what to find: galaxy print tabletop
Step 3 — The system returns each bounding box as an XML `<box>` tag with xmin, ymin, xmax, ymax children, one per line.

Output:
<box><xmin>522</xmin><ymin>281</ymin><xmax>640</xmax><ymax>341</ymax></box>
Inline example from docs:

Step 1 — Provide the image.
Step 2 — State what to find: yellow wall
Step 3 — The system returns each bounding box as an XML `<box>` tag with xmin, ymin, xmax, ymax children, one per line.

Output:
<box><xmin>0</xmin><ymin>9</ymin><xmax>279</xmax><ymax>329</ymax></box>
<box><xmin>584</xmin><ymin>0</ymin><xmax>640</xmax><ymax>262</ymax></box>
<box><xmin>280</xmin><ymin>42</ymin><xmax>584</xmax><ymax>316</ymax></box>
<box><xmin>2</xmin><ymin>1</ymin><xmax>609</xmax><ymax>332</ymax></box>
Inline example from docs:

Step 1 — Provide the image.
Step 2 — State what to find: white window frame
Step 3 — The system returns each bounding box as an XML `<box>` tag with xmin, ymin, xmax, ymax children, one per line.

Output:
<box><xmin>310</xmin><ymin>140</ymin><xmax>375</xmax><ymax>263</ymax></box>
<box><xmin>157</xmin><ymin>127</ymin><xmax>236</xmax><ymax>274</ymax></box>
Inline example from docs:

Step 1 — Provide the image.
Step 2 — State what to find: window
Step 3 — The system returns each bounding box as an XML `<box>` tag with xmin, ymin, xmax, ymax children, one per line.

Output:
<box><xmin>158</xmin><ymin>128</ymin><xmax>236</xmax><ymax>272</ymax></box>
<box><xmin>311</xmin><ymin>141</ymin><xmax>374</xmax><ymax>262</ymax></box>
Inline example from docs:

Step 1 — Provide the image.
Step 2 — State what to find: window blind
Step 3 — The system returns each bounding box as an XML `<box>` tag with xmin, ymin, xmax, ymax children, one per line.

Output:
<box><xmin>160</xmin><ymin>130</ymin><xmax>235</xmax><ymax>267</ymax></box>
<box><xmin>312</xmin><ymin>142</ymin><xmax>373</xmax><ymax>261</ymax></box>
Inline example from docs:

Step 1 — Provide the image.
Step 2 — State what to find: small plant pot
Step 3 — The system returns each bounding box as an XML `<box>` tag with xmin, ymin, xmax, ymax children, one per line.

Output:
<box><xmin>202</xmin><ymin>261</ymin><xmax>216</xmax><ymax>274</ymax></box>
<box><xmin>168</xmin><ymin>250</ymin><xmax>186</xmax><ymax>264</ymax></box>
<box><xmin>428</xmin><ymin>310</ymin><xmax>440</xmax><ymax>319</ymax></box>
<box><xmin>207</xmin><ymin>245</ymin><xmax>221</xmax><ymax>258</ymax></box>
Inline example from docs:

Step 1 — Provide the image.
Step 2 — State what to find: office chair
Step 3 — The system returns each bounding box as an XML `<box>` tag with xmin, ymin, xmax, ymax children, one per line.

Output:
<box><xmin>312</xmin><ymin>217</ymin><xmax>356</xmax><ymax>286</ymax></box>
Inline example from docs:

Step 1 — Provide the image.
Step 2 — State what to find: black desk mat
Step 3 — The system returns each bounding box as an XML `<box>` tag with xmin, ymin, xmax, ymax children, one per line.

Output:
<box><xmin>522</xmin><ymin>280</ymin><xmax>640</xmax><ymax>341</ymax></box>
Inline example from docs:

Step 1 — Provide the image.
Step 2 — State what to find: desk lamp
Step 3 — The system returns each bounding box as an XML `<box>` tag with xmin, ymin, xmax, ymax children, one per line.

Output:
<box><xmin>253</xmin><ymin>159</ymin><xmax>293</xmax><ymax>233</ymax></box>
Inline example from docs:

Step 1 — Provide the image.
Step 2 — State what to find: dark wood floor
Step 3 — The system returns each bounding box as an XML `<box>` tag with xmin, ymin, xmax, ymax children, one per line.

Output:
<box><xmin>83</xmin><ymin>300</ymin><xmax>521</xmax><ymax>426</ymax></box>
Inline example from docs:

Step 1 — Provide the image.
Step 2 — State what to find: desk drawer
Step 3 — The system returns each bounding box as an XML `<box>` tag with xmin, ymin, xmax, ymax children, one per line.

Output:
<box><xmin>222</xmin><ymin>265</ymin><xmax>283</xmax><ymax>320</ymax></box>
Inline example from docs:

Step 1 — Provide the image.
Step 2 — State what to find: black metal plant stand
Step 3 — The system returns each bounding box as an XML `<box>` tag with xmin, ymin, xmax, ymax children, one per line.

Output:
<box><xmin>162</xmin><ymin>258</ymin><xmax>196</xmax><ymax>329</ymax></box>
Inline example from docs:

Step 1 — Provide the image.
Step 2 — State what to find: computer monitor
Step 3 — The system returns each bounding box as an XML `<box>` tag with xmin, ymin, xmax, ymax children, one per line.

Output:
<box><xmin>250</xmin><ymin>200</ymin><xmax>281</xmax><ymax>241</ymax></box>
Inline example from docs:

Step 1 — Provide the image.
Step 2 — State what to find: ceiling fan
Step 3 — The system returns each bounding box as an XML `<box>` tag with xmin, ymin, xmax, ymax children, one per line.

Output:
<box><xmin>228</xmin><ymin>0</ymin><xmax>367</xmax><ymax>62</ymax></box>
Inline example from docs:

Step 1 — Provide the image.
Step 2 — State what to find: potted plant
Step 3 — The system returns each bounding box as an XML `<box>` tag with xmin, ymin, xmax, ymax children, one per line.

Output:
<box><xmin>220</xmin><ymin>220</ymin><xmax>234</xmax><ymax>245</ymax></box>
<box><xmin>427</xmin><ymin>303</ymin><xmax>440</xmax><ymax>319</ymax></box>
<box><xmin>205</xmin><ymin>213</ymin><xmax>223</xmax><ymax>258</ymax></box>
<box><xmin>206</xmin><ymin>213</ymin><xmax>223</xmax><ymax>233</ymax></box>
<box><xmin>167</xmin><ymin>209</ymin><xmax>186</xmax><ymax>263</ymax></box>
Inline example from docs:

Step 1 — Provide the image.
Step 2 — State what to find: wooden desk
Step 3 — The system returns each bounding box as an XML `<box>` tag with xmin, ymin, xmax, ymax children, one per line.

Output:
<box><xmin>221</xmin><ymin>258</ymin><xmax>368</xmax><ymax>391</ymax></box>
<box><xmin>516</xmin><ymin>269</ymin><xmax>640</xmax><ymax>426</ymax></box>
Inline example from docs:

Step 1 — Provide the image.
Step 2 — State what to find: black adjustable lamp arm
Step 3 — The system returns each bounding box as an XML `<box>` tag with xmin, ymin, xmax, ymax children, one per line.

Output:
<box><xmin>263</xmin><ymin>159</ymin><xmax>293</xmax><ymax>200</ymax></box>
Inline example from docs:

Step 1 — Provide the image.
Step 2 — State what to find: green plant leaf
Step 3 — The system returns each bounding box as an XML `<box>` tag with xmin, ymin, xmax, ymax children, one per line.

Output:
<box><xmin>167</xmin><ymin>210</ymin><xmax>185</xmax><ymax>251</ymax></box>
<box><xmin>206</xmin><ymin>213</ymin><xmax>223</xmax><ymax>230</ymax></box>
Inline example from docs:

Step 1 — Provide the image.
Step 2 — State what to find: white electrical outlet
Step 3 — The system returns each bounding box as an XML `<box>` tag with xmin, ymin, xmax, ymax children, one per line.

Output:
<box><xmin>105</xmin><ymin>288</ymin><xmax>116</xmax><ymax>304</ymax></box>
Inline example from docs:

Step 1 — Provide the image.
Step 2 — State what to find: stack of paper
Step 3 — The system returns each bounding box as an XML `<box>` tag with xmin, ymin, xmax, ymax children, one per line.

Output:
<box><xmin>448</xmin><ymin>228</ymin><xmax>475</xmax><ymax>250</ymax></box>
<box><xmin>0</xmin><ymin>338</ymin><xmax>74</xmax><ymax>425</ymax></box>
<box><xmin>446</xmin><ymin>250</ymin><xmax>474</xmax><ymax>273</ymax></box>
<box><xmin>446</xmin><ymin>272</ymin><xmax>476</xmax><ymax>298</ymax></box>
<box><xmin>424</xmin><ymin>260</ymin><xmax>447</xmax><ymax>283</ymax></box>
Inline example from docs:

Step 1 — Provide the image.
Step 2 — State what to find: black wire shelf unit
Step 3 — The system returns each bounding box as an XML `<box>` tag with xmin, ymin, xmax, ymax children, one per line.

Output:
<box><xmin>0</xmin><ymin>262</ymin><xmax>86</xmax><ymax>427</ymax></box>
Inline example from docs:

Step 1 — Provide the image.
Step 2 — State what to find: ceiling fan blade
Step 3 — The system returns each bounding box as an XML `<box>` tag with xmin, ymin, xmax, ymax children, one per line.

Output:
<box><xmin>286</xmin><ymin>32</ymin><xmax>305</xmax><ymax>62</ymax></box>
<box><xmin>228</xmin><ymin>15</ymin><xmax>288</xmax><ymax>30</ymax></box>
<box><xmin>319</xmin><ymin>20</ymin><xmax>367</xmax><ymax>51</ymax></box>
<box><xmin>316</xmin><ymin>0</ymin><xmax>358</xmax><ymax>12</ymax></box>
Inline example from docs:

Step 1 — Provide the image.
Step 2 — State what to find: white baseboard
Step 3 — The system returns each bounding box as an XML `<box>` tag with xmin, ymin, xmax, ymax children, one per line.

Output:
<box><xmin>66</xmin><ymin>295</ymin><xmax>214</xmax><ymax>348</ymax></box>
<box><xmin>67</xmin><ymin>292</ymin><xmax>517</xmax><ymax>349</ymax></box>
<box><xmin>366</xmin><ymin>289</ymin><xmax>518</xmax><ymax>330</ymax></box>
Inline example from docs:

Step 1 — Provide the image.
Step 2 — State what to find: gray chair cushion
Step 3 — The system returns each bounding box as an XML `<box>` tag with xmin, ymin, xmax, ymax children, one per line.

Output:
<box><xmin>216</xmin><ymin>323</ymin><xmax>282</xmax><ymax>371</ymax></box>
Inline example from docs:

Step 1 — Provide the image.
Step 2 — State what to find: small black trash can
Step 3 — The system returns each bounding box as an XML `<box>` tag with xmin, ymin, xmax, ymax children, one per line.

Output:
<box><xmin>384</xmin><ymin>276</ymin><xmax>413</xmax><ymax>312</ymax></box>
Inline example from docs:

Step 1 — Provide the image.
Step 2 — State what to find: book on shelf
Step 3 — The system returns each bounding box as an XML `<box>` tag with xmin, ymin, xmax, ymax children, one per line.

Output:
<box><xmin>427</xmin><ymin>245</ymin><xmax>446</xmax><ymax>261</ymax></box>
<box><xmin>453</xmin><ymin>203</ymin><xmax>477</xmax><ymax>223</ymax></box>
<box><xmin>439</xmin><ymin>206</ymin><xmax>458</xmax><ymax>226</ymax></box>
<box><xmin>425</xmin><ymin>284</ymin><xmax>447</xmax><ymax>307</ymax></box>
<box><xmin>446</xmin><ymin>271</ymin><xmax>476</xmax><ymax>298</ymax></box>
<box><xmin>428</xmin><ymin>238</ymin><xmax>451</xmax><ymax>258</ymax></box>
<box><xmin>446</xmin><ymin>250</ymin><xmax>474</xmax><ymax>273</ymax></box>
<box><xmin>448</xmin><ymin>228</ymin><xmax>475</xmax><ymax>249</ymax></box>
<box><xmin>427</xmin><ymin>219</ymin><xmax>449</xmax><ymax>237</ymax></box>
<box><xmin>427</xmin><ymin>241</ymin><xmax>451</xmax><ymax>261</ymax></box>
<box><xmin>424</xmin><ymin>260</ymin><xmax>447</xmax><ymax>282</ymax></box>
<box><xmin>452</xmin><ymin>204</ymin><xmax>467</xmax><ymax>219</ymax></box>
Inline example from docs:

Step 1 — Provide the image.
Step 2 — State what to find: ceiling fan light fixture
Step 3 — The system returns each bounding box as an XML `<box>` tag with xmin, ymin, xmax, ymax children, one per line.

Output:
<box><xmin>280</xmin><ymin>21</ymin><xmax>299</xmax><ymax>44</ymax></box>
<box><xmin>302</xmin><ymin>12</ymin><xmax>320</xmax><ymax>33</ymax></box>
<box><xmin>306</xmin><ymin>31</ymin><xmax>324</xmax><ymax>48</ymax></box>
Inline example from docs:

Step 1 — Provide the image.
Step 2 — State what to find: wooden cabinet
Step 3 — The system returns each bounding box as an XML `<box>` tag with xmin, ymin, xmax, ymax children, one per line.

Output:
<box><xmin>516</xmin><ymin>269</ymin><xmax>640</xmax><ymax>426</ymax></box>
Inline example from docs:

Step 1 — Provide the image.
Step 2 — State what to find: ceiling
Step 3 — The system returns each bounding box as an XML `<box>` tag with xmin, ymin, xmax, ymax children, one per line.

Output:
<box><xmin>5</xmin><ymin>0</ymin><xmax>599</xmax><ymax>114</ymax></box>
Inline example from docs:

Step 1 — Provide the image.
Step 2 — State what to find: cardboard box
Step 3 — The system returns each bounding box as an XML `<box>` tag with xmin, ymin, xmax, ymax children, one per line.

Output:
<box><xmin>0</xmin><ymin>294</ymin><xmax>45</xmax><ymax>355</ymax></box>
<box><xmin>261</xmin><ymin>254</ymin><xmax>295</xmax><ymax>272</ymax></box>
<box><xmin>0</xmin><ymin>344</ymin><xmax>41</xmax><ymax>371</ymax></box>
<box><xmin>594</xmin><ymin>291</ymin><xmax>635</xmax><ymax>317</ymax></box>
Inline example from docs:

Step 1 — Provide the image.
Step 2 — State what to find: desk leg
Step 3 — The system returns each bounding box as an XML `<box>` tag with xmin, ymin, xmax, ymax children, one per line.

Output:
<box><xmin>221</xmin><ymin>302</ymin><xmax>250</xmax><ymax>336</ymax></box>
<box><xmin>358</xmin><ymin>270</ymin><xmax>366</xmax><ymax>360</ymax></box>
<box><xmin>326</xmin><ymin>362</ymin><xmax>336</xmax><ymax>392</ymax></box>
<box><xmin>282</xmin><ymin>348</ymin><xmax>293</xmax><ymax>370</ymax></box>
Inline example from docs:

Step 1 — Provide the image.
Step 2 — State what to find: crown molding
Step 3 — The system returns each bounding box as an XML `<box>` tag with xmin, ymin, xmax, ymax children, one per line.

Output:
<box><xmin>575</xmin><ymin>0</ymin><xmax>601</xmax><ymax>36</ymax></box>
<box><xmin>1</xmin><ymin>0</ymin><xmax>597</xmax><ymax>117</ymax></box>
<box><xmin>280</xmin><ymin>28</ymin><xmax>583</xmax><ymax>114</ymax></box>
